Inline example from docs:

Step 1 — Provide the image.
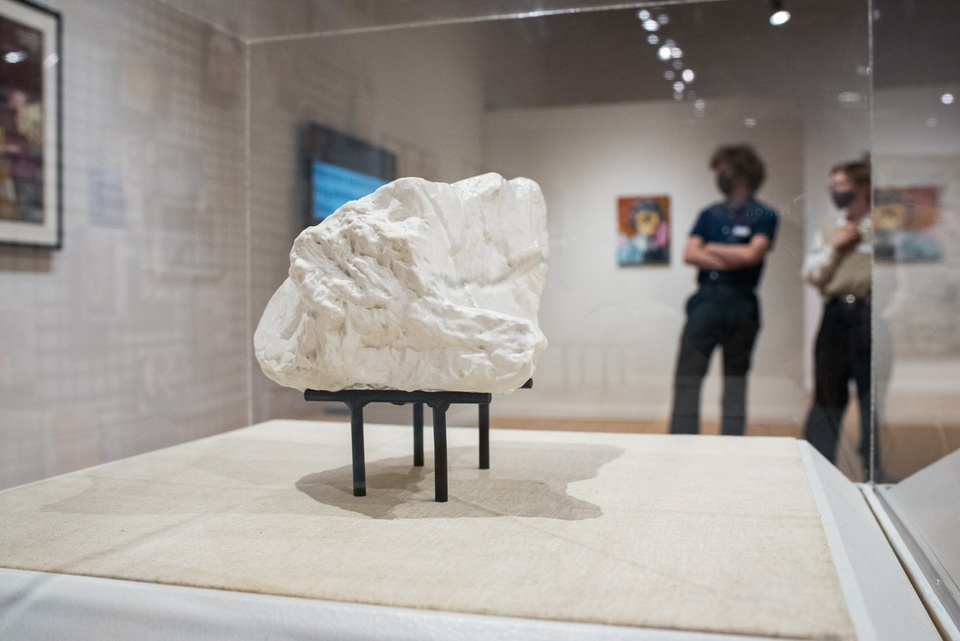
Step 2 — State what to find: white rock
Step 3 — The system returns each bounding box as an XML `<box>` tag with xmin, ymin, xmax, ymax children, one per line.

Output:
<box><xmin>254</xmin><ymin>173</ymin><xmax>549</xmax><ymax>393</ymax></box>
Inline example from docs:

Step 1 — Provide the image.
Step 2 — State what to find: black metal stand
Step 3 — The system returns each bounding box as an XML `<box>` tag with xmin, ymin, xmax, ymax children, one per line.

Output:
<box><xmin>305</xmin><ymin>379</ymin><xmax>532</xmax><ymax>503</ymax></box>
<box><xmin>305</xmin><ymin>388</ymin><xmax>492</xmax><ymax>502</ymax></box>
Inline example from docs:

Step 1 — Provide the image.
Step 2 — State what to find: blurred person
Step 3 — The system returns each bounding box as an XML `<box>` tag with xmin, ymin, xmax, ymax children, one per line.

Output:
<box><xmin>802</xmin><ymin>158</ymin><xmax>875</xmax><ymax>475</ymax></box>
<box><xmin>670</xmin><ymin>145</ymin><xmax>779</xmax><ymax>435</ymax></box>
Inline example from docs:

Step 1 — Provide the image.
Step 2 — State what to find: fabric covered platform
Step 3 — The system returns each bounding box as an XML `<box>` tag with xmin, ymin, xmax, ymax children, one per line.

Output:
<box><xmin>0</xmin><ymin>420</ymin><xmax>939</xmax><ymax>640</ymax></box>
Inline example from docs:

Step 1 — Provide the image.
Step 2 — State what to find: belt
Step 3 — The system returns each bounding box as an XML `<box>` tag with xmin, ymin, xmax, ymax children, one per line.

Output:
<box><xmin>699</xmin><ymin>282</ymin><xmax>755</xmax><ymax>294</ymax></box>
<box><xmin>828</xmin><ymin>293</ymin><xmax>870</xmax><ymax>307</ymax></box>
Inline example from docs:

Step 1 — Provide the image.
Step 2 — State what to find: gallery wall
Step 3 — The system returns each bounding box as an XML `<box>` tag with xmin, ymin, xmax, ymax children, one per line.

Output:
<box><xmin>0</xmin><ymin>0</ymin><xmax>248</xmax><ymax>490</ymax></box>
<box><xmin>483</xmin><ymin>96</ymin><xmax>808</xmax><ymax>424</ymax></box>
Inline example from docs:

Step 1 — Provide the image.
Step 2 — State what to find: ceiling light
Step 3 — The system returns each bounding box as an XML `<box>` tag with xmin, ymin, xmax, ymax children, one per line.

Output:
<box><xmin>671</xmin><ymin>47</ymin><xmax>683</xmax><ymax>59</ymax></box>
<box><xmin>744</xmin><ymin>118</ymin><xmax>757</xmax><ymax>128</ymax></box>
<box><xmin>647</xmin><ymin>34</ymin><xmax>659</xmax><ymax>45</ymax></box>
<box><xmin>644</xmin><ymin>19</ymin><xmax>659</xmax><ymax>32</ymax></box>
<box><xmin>657</xmin><ymin>13</ymin><xmax>669</xmax><ymax>25</ymax></box>
<box><xmin>658</xmin><ymin>46</ymin><xmax>672</xmax><ymax>61</ymax></box>
<box><xmin>695</xmin><ymin>99</ymin><xmax>706</xmax><ymax>110</ymax></box>
<box><xmin>4</xmin><ymin>51</ymin><xmax>27</xmax><ymax>63</ymax></box>
<box><xmin>674</xmin><ymin>91</ymin><xmax>684</xmax><ymax>101</ymax></box>
<box><xmin>682</xmin><ymin>69</ymin><xmax>695</xmax><ymax>82</ymax></box>
<box><xmin>942</xmin><ymin>93</ymin><xmax>955</xmax><ymax>105</ymax></box>
<box><xmin>770</xmin><ymin>0</ymin><xmax>790</xmax><ymax>25</ymax></box>
<box><xmin>673</xmin><ymin>82</ymin><xmax>685</xmax><ymax>92</ymax></box>
<box><xmin>927</xmin><ymin>118</ymin><xmax>938</xmax><ymax>127</ymax></box>
<box><xmin>638</xmin><ymin>9</ymin><xmax>650</xmax><ymax>21</ymax></box>
<box><xmin>838</xmin><ymin>92</ymin><xmax>862</xmax><ymax>103</ymax></box>
<box><xmin>672</xmin><ymin>60</ymin><xmax>683</xmax><ymax>70</ymax></box>
<box><xmin>664</xmin><ymin>70</ymin><xmax>675</xmax><ymax>81</ymax></box>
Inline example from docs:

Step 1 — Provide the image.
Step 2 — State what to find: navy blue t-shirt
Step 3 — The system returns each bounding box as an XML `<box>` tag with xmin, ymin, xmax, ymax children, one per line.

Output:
<box><xmin>689</xmin><ymin>198</ymin><xmax>778</xmax><ymax>289</ymax></box>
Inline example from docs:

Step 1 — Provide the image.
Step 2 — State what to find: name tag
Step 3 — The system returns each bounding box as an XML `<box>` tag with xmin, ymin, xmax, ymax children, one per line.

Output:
<box><xmin>732</xmin><ymin>225</ymin><xmax>751</xmax><ymax>238</ymax></box>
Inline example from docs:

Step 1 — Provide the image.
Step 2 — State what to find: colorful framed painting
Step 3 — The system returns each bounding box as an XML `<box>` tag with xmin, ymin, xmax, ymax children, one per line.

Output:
<box><xmin>874</xmin><ymin>185</ymin><xmax>941</xmax><ymax>262</ymax></box>
<box><xmin>617</xmin><ymin>194</ymin><xmax>670</xmax><ymax>267</ymax></box>
<box><xmin>0</xmin><ymin>0</ymin><xmax>62</xmax><ymax>249</ymax></box>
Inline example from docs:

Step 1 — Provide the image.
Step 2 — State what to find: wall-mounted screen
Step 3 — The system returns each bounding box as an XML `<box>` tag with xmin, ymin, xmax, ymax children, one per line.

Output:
<box><xmin>302</xmin><ymin>123</ymin><xmax>397</xmax><ymax>226</ymax></box>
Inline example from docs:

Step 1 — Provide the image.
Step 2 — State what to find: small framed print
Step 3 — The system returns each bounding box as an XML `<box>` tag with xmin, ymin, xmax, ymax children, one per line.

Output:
<box><xmin>617</xmin><ymin>194</ymin><xmax>670</xmax><ymax>267</ymax></box>
<box><xmin>0</xmin><ymin>0</ymin><xmax>62</xmax><ymax>249</ymax></box>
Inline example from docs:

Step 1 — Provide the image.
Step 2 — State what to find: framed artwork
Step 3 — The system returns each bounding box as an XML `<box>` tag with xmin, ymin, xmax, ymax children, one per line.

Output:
<box><xmin>0</xmin><ymin>0</ymin><xmax>61</xmax><ymax>249</ymax></box>
<box><xmin>874</xmin><ymin>185</ymin><xmax>941</xmax><ymax>262</ymax></box>
<box><xmin>617</xmin><ymin>194</ymin><xmax>670</xmax><ymax>267</ymax></box>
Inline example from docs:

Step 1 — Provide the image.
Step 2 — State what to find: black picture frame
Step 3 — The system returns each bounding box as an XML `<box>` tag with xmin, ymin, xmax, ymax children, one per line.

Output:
<box><xmin>0</xmin><ymin>0</ymin><xmax>62</xmax><ymax>249</ymax></box>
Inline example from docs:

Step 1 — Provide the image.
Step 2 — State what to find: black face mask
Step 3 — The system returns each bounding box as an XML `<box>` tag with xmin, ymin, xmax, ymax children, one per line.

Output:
<box><xmin>831</xmin><ymin>189</ymin><xmax>856</xmax><ymax>209</ymax></box>
<box><xmin>716</xmin><ymin>174</ymin><xmax>734</xmax><ymax>196</ymax></box>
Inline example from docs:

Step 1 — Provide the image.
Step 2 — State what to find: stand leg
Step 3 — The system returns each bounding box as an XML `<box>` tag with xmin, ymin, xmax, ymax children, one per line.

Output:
<box><xmin>349</xmin><ymin>402</ymin><xmax>366</xmax><ymax>497</ymax></box>
<box><xmin>479</xmin><ymin>403</ymin><xmax>490</xmax><ymax>470</ymax></box>
<box><xmin>413</xmin><ymin>402</ymin><xmax>424</xmax><ymax>467</ymax></box>
<box><xmin>432</xmin><ymin>402</ymin><xmax>449</xmax><ymax>503</ymax></box>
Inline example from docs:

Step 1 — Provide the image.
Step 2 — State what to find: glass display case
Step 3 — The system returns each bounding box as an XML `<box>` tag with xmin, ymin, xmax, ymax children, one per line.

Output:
<box><xmin>0</xmin><ymin>0</ymin><xmax>957</xmax><ymax>637</ymax></box>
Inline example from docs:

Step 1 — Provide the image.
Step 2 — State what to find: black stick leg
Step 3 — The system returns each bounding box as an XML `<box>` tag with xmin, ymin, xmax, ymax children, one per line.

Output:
<box><xmin>432</xmin><ymin>401</ymin><xmax>449</xmax><ymax>502</ymax></box>
<box><xmin>413</xmin><ymin>402</ymin><xmax>424</xmax><ymax>467</ymax></box>
<box><xmin>479</xmin><ymin>403</ymin><xmax>490</xmax><ymax>470</ymax></box>
<box><xmin>349</xmin><ymin>401</ymin><xmax>366</xmax><ymax>497</ymax></box>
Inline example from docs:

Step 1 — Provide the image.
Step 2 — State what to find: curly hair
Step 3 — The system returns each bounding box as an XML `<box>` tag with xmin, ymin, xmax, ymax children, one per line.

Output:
<box><xmin>709</xmin><ymin>145</ymin><xmax>766</xmax><ymax>192</ymax></box>
<box><xmin>831</xmin><ymin>156</ymin><xmax>871</xmax><ymax>190</ymax></box>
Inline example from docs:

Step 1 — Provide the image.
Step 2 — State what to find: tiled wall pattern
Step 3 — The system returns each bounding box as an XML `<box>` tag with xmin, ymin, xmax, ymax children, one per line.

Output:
<box><xmin>0</xmin><ymin>0</ymin><xmax>247</xmax><ymax>489</ymax></box>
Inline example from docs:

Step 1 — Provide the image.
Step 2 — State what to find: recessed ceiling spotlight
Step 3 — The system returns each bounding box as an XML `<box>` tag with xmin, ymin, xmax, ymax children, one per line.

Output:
<box><xmin>672</xmin><ymin>60</ymin><xmax>683</xmax><ymax>70</ymax></box>
<box><xmin>644</xmin><ymin>19</ymin><xmax>660</xmax><ymax>32</ymax></box>
<box><xmin>673</xmin><ymin>81</ymin><xmax>685</xmax><ymax>93</ymax></box>
<box><xmin>4</xmin><ymin>51</ymin><xmax>27</xmax><ymax>63</ymax></box>
<box><xmin>657</xmin><ymin>13</ymin><xmax>670</xmax><ymax>25</ymax></box>
<box><xmin>674</xmin><ymin>91</ymin><xmax>685</xmax><ymax>101</ymax></box>
<box><xmin>942</xmin><ymin>93</ymin><xmax>955</xmax><ymax>105</ymax></box>
<box><xmin>658</xmin><ymin>45</ymin><xmax>672</xmax><ymax>61</ymax></box>
<box><xmin>838</xmin><ymin>91</ymin><xmax>862</xmax><ymax>103</ymax></box>
<box><xmin>647</xmin><ymin>34</ymin><xmax>659</xmax><ymax>45</ymax></box>
<box><xmin>744</xmin><ymin>118</ymin><xmax>757</xmax><ymax>128</ymax></box>
<box><xmin>671</xmin><ymin>47</ymin><xmax>683</xmax><ymax>59</ymax></box>
<box><xmin>638</xmin><ymin>9</ymin><xmax>650</xmax><ymax>21</ymax></box>
<box><xmin>695</xmin><ymin>99</ymin><xmax>706</xmax><ymax>110</ymax></box>
<box><xmin>664</xmin><ymin>70</ymin><xmax>675</xmax><ymax>81</ymax></box>
<box><xmin>770</xmin><ymin>0</ymin><xmax>790</xmax><ymax>25</ymax></box>
<box><xmin>926</xmin><ymin>118</ymin><xmax>938</xmax><ymax>127</ymax></box>
<box><xmin>682</xmin><ymin>69</ymin><xmax>695</xmax><ymax>82</ymax></box>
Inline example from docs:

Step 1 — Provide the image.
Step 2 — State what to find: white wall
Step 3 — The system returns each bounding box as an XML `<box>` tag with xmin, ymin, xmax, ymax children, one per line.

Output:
<box><xmin>484</xmin><ymin>96</ymin><xmax>807</xmax><ymax>424</ymax></box>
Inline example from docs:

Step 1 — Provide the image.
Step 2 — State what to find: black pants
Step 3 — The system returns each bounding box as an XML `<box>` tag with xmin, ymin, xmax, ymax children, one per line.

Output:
<box><xmin>670</xmin><ymin>286</ymin><xmax>760</xmax><ymax>436</ymax></box>
<box><xmin>803</xmin><ymin>298</ymin><xmax>872</xmax><ymax>469</ymax></box>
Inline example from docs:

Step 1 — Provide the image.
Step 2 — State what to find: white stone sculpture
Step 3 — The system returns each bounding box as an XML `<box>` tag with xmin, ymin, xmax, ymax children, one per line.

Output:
<box><xmin>254</xmin><ymin>173</ymin><xmax>549</xmax><ymax>394</ymax></box>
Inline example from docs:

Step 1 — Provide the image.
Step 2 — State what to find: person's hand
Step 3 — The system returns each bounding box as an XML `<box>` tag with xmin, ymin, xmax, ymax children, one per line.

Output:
<box><xmin>832</xmin><ymin>222</ymin><xmax>861</xmax><ymax>252</ymax></box>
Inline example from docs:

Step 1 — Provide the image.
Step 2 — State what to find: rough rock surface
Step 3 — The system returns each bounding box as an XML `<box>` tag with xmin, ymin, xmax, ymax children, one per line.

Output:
<box><xmin>254</xmin><ymin>173</ymin><xmax>549</xmax><ymax>393</ymax></box>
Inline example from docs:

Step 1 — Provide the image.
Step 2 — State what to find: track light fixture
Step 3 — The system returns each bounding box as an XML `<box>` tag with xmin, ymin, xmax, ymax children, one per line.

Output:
<box><xmin>770</xmin><ymin>0</ymin><xmax>790</xmax><ymax>25</ymax></box>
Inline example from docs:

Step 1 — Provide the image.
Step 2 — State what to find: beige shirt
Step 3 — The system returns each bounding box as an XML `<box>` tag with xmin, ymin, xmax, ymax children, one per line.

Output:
<box><xmin>801</xmin><ymin>215</ymin><xmax>873</xmax><ymax>301</ymax></box>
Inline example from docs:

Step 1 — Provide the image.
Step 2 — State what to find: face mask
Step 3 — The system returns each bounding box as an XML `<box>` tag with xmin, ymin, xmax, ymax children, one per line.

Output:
<box><xmin>831</xmin><ymin>189</ymin><xmax>856</xmax><ymax>209</ymax></box>
<box><xmin>716</xmin><ymin>174</ymin><xmax>734</xmax><ymax>196</ymax></box>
